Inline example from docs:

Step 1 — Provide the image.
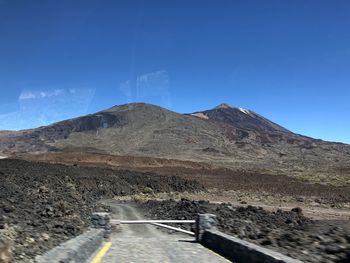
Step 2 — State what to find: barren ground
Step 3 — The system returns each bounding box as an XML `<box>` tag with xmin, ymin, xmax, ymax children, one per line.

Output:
<box><xmin>1</xmin><ymin>156</ymin><xmax>349</xmax><ymax>262</ymax></box>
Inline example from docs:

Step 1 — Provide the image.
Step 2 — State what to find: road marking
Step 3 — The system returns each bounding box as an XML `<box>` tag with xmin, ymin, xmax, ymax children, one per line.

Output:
<box><xmin>90</xmin><ymin>241</ymin><xmax>112</xmax><ymax>263</ymax></box>
<box><xmin>206</xmin><ymin>246</ymin><xmax>232</xmax><ymax>262</ymax></box>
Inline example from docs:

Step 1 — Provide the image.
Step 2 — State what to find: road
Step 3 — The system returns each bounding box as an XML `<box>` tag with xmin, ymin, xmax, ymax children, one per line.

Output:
<box><xmin>94</xmin><ymin>201</ymin><xmax>229</xmax><ymax>263</ymax></box>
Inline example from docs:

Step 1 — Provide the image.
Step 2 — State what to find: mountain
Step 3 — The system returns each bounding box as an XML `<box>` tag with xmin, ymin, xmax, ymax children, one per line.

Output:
<box><xmin>0</xmin><ymin>102</ymin><xmax>349</xmax><ymax>184</ymax></box>
<box><xmin>191</xmin><ymin>103</ymin><xmax>289</xmax><ymax>133</ymax></box>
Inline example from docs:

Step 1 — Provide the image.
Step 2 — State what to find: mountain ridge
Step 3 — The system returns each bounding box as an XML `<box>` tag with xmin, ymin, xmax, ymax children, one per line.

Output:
<box><xmin>191</xmin><ymin>103</ymin><xmax>291</xmax><ymax>134</ymax></box>
<box><xmin>0</xmin><ymin>102</ymin><xmax>349</xmax><ymax>185</ymax></box>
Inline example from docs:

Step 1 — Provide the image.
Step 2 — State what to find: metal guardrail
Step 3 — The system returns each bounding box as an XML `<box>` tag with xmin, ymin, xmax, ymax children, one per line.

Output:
<box><xmin>111</xmin><ymin>219</ymin><xmax>195</xmax><ymax>224</ymax></box>
<box><xmin>110</xmin><ymin>219</ymin><xmax>196</xmax><ymax>236</ymax></box>
<box><xmin>150</xmin><ymin>223</ymin><xmax>195</xmax><ymax>236</ymax></box>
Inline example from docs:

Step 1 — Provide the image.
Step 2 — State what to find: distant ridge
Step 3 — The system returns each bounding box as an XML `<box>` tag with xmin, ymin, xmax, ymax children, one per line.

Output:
<box><xmin>192</xmin><ymin>103</ymin><xmax>289</xmax><ymax>133</ymax></box>
<box><xmin>0</xmin><ymin>102</ymin><xmax>349</xmax><ymax>184</ymax></box>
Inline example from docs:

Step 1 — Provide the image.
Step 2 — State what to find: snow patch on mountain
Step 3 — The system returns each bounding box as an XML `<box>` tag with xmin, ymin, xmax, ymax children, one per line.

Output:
<box><xmin>191</xmin><ymin>112</ymin><xmax>209</xmax><ymax>120</ymax></box>
<box><xmin>238</xmin><ymin>107</ymin><xmax>251</xmax><ymax>115</ymax></box>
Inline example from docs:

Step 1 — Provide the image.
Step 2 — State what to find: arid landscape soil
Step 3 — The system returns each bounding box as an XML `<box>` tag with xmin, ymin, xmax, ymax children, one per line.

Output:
<box><xmin>0</xmin><ymin>159</ymin><xmax>202</xmax><ymax>262</ymax></box>
<box><xmin>141</xmin><ymin>199</ymin><xmax>350</xmax><ymax>263</ymax></box>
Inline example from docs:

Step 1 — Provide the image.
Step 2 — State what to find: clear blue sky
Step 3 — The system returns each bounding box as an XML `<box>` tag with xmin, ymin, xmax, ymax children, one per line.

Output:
<box><xmin>0</xmin><ymin>0</ymin><xmax>349</xmax><ymax>143</ymax></box>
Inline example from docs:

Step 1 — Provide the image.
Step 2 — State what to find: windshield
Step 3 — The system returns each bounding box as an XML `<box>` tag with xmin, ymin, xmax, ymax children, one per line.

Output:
<box><xmin>0</xmin><ymin>1</ymin><xmax>349</xmax><ymax>263</ymax></box>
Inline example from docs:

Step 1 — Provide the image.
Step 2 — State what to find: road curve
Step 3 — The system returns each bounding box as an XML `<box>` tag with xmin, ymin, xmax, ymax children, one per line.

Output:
<box><xmin>96</xmin><ymin>201</ymin><xmax>229</xmax><ymax>263</ymax></box>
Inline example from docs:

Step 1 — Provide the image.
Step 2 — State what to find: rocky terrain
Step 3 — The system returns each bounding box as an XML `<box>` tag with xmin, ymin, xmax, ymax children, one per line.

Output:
<box><xmin>16</xmin><ymin>151</ymin><xmax>350</xmax><ymax>206</ymax></box>
<box><xmin>0</xmin><ymin>158</ymin><xmax>349</xmax><ymax>262</ymax></box>
<box><xmin>0</xmin><ymin>103</ymin><xmax>349</xmax><ymax>185</ymax></box>
<box><xmin>142</xmin><ymin>199</ymin><xmax>350</xmax><ymax>263</ymax></box>
<box><xmin>0</xmin><ymin>159</ymin><xmax>202</xmax><ymax>262</ymax></box>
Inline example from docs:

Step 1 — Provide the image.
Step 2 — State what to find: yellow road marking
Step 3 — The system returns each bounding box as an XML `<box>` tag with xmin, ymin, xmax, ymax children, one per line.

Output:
<box><xmin>90</xmin><ymin>241</ymin><xmax>112</xmax><ymax>263</ymax></box>
<box><xmin>206</xmin><ymin>246</ymin><xmax>233</xmax><ymax>262</ymax></box>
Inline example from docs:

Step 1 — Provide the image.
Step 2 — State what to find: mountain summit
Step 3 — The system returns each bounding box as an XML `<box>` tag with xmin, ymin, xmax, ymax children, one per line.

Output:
<box><xmin>0</xmin><ymin>102</ymin><xmax>349</xmax><ymax>181</ymax></box>
<box><xmin>215</xmin><ymin>103</ymin><xmax>233</xmax><ymax>109</ymax></box>
<box><xmin>192</xmin><ymin>104</ymin><xmax>289</xmax><ymax>133</ymax></box>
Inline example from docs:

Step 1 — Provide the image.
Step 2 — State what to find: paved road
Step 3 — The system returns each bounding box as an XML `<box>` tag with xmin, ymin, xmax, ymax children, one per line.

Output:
<box><xmin>97</xmin><ymin>201</ymin><xmax>229</xmax><ymax>263</ymax></box>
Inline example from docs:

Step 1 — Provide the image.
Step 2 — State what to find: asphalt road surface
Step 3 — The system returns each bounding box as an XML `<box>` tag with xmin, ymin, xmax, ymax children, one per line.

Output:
<box><xmin>96</xmin><ymin>201</ymin><xmax>229</xmax><ymax>263</ymax></box>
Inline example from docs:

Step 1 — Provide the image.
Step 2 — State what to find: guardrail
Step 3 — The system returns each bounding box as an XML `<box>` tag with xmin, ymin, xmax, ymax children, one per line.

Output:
<box><xmin>150</xmin><ymin>223</ymin><xmax>195</xmax><ymax>236</ymax></box>
<box><xmin>111</xmin><ymin>219</ymin><xmax>196</xmax><ymax>224</ymax></box>
<box><xmin>110</xmin><ymin>219</ymin><xmax>196</xmax><ymax>236</ymax></box>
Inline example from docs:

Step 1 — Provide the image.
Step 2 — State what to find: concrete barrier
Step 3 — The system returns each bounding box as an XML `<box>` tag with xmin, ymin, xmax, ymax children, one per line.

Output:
<box><xmin>35</xmin><ymin>213</ymin><xmax>112</xmax><ymax>263</ymax></box>
<box><xmin>197</xmin><ymin>213</ymin><xmax>302</xmax><ymax>263</ymax></box>
<box><xmin>201</xmin><ymin>230</ymin><xmax>302</xmax><ymax>263</ymax></box>
<box><xmin>35</xmin><ymin>228</ymin><xmax>105</xmax><ymax>263</ymax></box>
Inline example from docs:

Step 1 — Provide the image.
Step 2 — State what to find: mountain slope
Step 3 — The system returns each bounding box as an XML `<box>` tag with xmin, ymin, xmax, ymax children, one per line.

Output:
<box><xmin>191</xmin><ymin>103</ymin><xmax>289</xmax><ymax>133</ymax></box>
<box><xmin>0</xmin><ymin>103</ymin><xmax>349</xmax><ymax>184</ymax></box>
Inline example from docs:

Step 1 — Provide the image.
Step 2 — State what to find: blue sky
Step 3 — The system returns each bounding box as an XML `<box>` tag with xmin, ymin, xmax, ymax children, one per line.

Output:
<box><xmin>0</xmin><ymin>0</ymin><xmax>349</xmax><ymax>143</ymax></box>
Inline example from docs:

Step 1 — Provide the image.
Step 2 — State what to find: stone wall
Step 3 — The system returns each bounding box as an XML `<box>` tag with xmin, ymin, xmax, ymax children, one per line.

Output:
<box><xmin>196</xmin><ymin>213</ymin><xmax>302</xmax><ymax>263</ymax></box>
<box><xmin>35</xmin><ymin>229</ymin><xmax>105</xmax><ymax>263</ymax></box>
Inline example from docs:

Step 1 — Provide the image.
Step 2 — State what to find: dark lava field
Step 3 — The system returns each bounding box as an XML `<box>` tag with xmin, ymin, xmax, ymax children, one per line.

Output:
<box><xmin>0</xmin><ymin>159</ymin><xmax>202</xmax><ymax>262</ymax></box>
<box><xmin>0</xmin><ymin>158</ymin><xmax>349</xmax><ymax>263</ymax></box>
